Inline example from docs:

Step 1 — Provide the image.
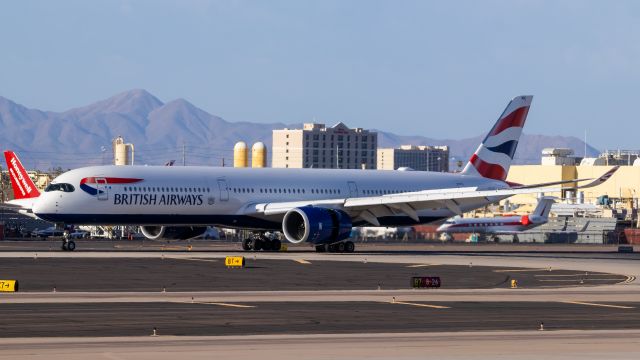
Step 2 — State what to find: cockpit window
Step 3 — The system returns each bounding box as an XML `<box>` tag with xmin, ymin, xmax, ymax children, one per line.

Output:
<box><xmin>45</xmin><ymin>183</ymin><xmax>75</xmax><ymax>192</ymax></box>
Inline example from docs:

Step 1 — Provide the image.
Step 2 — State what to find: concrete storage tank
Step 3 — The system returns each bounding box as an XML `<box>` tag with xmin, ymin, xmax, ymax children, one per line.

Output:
<box><xmin>113</xmin><ymin>136</ymin><xmax>134</xmax><ymax>165</ymax></box>
<box><xmin>234</xmin><ymin>141</ymin><xmax>248</xmax><ymax>168</ymax></box>
<box><xmin>251</xmin><ymin>142</ymin><xmax>267</xmax><ymax>168</ymax></box>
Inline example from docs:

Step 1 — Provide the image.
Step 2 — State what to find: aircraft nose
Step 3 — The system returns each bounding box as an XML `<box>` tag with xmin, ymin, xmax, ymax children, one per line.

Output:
<box><xmin>33</xmin><ymin>195</ymin><xmax>55</xmax><ymax>216</ymax></box>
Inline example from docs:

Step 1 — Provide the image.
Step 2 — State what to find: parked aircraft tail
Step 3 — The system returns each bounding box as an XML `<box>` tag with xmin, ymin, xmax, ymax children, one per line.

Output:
<box><xmin>3</xmin><ymin>150</ymin><xmax>40</xmax><ymax>200</ymax></box>
<box><xmin>531</xmin><ymin>197</ymin><xmax>554</xmax><ymax>219</ymax></box>
<box><xmin>461</xmin><ymin>95</ymin><xmax>533</xmax><ymax>181</ymax></box>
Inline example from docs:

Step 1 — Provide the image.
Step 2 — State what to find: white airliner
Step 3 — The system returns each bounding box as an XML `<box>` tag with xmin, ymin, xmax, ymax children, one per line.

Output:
<box><xmin>3</xmin><ymin>95</ymin><xmax>618</xmax><ymax>252</ymax></box>
<box><xmin>437</xmin><ymin>197</ymin><xmax>555</xmax><ymax>234</ymax></box>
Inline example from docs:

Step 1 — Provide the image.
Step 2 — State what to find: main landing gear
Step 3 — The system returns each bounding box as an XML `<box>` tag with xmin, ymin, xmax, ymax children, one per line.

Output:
<box><xmin>315</xmin><ymin>240</ymin><xmax>355</xmax><ymax>253</ymax></box>
<box><xmin>242</xmin><ymin>233</ymin><xmax>282</xmax><ymax>252</ymax></box>
<box><xmin>61</xmin><ymin>238</ymin><xmax>76</xmax><ymax>251</ymax></box>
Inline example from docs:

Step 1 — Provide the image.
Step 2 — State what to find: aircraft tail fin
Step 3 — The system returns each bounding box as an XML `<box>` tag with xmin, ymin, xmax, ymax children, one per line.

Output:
<box><xmin>3</xmin><ymin>151</ymin><xmax>40</xmax><ymax>200</ymax></box>
<box><xmin>461</xmin><ymin>95</ymin><xmax>533</xmax><ymax>181</ymax></box>
<box><xmin>532</xmin><ymin>197</ymin><xmax>554</xmax><ymax>219</ymax></box>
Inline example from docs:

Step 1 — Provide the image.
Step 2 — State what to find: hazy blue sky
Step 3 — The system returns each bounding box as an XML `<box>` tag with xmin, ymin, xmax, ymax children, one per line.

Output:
<box><xmin>1</xmin><ymin>1</ymin><xmax>639</xmax><ymax>149</ymax></box>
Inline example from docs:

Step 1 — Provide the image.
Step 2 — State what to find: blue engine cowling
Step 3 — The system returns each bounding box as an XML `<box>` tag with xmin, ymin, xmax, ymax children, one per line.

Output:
<box><xmin>282</xmin><ymin>206</ymin><xmax>352</xmax><ymax>245</ymax></box>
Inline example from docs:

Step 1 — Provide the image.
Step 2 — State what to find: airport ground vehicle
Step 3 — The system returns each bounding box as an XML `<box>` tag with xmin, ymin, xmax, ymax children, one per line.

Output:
<box><xmin>3</xmin><ymin>96</ymin><xmax>617</xmax><ymax>252</ymax></box>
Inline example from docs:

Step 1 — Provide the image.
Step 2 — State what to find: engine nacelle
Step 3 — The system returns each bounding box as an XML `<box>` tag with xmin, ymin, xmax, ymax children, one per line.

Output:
<box><xmin>140</xmin><ymin>226</ymin><xmax>207</xmax><ymax>240</ymax></box>
<box><xmin>282</xmin><ymin>206</ymin><xmax>352</xmax><ymax>245</ymax></box>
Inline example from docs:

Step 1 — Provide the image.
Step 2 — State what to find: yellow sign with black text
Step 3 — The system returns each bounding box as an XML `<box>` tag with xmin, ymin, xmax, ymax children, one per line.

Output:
<box><xmin>225</xmin><ymin>256</ymin><xmax>245</xmax><ymax>268</ymax></box>
<box><xmin>0</xmin><ymin>280</ymin><xmax>18</xmax><ymax>292</ymax></box>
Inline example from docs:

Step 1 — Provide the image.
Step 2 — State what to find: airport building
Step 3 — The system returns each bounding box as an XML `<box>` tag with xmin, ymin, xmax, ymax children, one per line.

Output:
<box><xmin>272</xmin><ymin>123</ymin><xmax>377</xmax><ymax>169</ymax></box>
<box><xmin>377</xmin><ymin>145</ymin><xmax>449</xmax><ymax>172</ymax></box>
<box><xmin>507</xmin><ymin>148</ymin><xmax>640</xmax><ymax>209</ymax></box>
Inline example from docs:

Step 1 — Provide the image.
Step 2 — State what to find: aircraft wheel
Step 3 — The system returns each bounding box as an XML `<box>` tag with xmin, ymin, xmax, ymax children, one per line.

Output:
<box><xmin>315</xmin><ymin>244</ymin><xmax>327</xmax><ymax>253</ymax></box>
<box><xmin>242</xmin><ymin>238</ymin><xmax>253</xmax><ymax>251</ymax></box>
<box><xmin>254</xmin><ymin>238</ymin><xmax>263</xmax><ymax>251</ymax></box>
<box><xmin>271</xmin><ymin>239</ymin><xmax>282</xmax><ymax>252</ymax></box>
<box><xmin>337</xmin><ymin>242</ymin><xmax>346</xmax><ymax>253</ymax></box>
<box><xmin>61</xmin><ymin>241</ymin><xmax>68</xmax><ymax>251</ymax></box>
<box><xmin>67</xmin><ymin>241</ymin><xmax>76</xmax><ymax>251</ymax></box>
<box><xmin>345</xmin><ymin>241</ymin><xmax>355</xmax><ymax>253</ymax></box>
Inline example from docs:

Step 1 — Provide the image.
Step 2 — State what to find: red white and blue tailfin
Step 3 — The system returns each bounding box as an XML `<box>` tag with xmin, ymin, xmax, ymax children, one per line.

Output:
<box><xmin>461</xmin><ymin>95</ymin><xmax>533</xmax><ymax>181</ymax></box>
<box><xmin>3</xmin><ymin>150</ymin><xmax>40</xmax><ymax>200</ymax></box>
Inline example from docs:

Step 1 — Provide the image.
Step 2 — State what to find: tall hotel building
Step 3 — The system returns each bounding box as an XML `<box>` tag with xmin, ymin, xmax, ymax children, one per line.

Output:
<box><xmin>272</xmin><ymin>123</ymin><xmax>377</xmax><ymax>169</ymax></box>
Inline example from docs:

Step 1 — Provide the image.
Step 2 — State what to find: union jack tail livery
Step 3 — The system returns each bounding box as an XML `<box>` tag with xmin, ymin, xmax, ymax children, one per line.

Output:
<box><xmin>3</xmin><ymin>150</ymin><xmax>40</xmax><ymax>200</ymax></box>
<box><xmin>462</xmin><ymin>95</ymin><xmax>533</xmax><ymax>181</ymax></box>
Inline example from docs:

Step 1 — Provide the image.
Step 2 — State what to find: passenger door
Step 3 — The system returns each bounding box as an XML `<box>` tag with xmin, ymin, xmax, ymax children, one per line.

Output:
<box><xmin>347</xmin><ymin>181</ymin><xmax>359</xmax><ymax>198</ymax></box>
<box><xmin>217</xmin><ymin>178</ymin><xmax>229</xmax><ymax>202</ymax></box>
<box><xmin>96</xmin><ymin>177</ymin><xmax>108</xmax><ymax>201</ymax></box>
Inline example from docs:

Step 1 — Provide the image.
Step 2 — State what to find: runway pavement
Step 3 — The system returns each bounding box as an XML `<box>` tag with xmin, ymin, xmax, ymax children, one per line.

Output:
<box><xmin>0</xmin><ymin>331</ymin><xmax>639</xmax><ymax>360</ymax></box>
<box><xmin>0</xmin><ymin>301</ymin><xmax>639</xmax><ymax>337</ymax></box>
<box><xmin>0</xmin><ymin>257</ymin><xmax>628</xmax><ymax>292</ymax></box>
<box><xmin>0</xmin><ymin>243</ymin><xmax>638</xmax><ymax>358</ymax></box>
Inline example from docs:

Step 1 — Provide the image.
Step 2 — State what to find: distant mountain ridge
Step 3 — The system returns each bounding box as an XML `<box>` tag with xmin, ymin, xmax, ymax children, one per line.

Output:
<box><xmin>0</xmin><ymin>89</ymin><xmax>599</xmax><ymax>170</ymax></box>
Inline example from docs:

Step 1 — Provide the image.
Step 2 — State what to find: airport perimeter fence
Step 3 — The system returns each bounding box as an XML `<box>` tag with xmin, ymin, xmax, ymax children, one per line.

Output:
<box><xmin>355</xmin><ymin>230</ymin><xmax>633</xmax><ymax>245</ymax></box>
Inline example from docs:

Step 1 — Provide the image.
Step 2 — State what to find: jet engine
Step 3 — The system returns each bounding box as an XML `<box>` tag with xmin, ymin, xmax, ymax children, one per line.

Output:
<box><xmin>140</xmin><ymin>226</ymin><xmax>207</xmax><ymax>240</ymax></box>
<box><xmin>282</xmin><ymin>206</ymin><xmax>352</xmax><ymax>244</ymax></box>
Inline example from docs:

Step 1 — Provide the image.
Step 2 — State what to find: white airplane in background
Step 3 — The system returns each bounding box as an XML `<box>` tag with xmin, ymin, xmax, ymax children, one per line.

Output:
<box><xmin>4</xmin><ymin>95</ymin><xmax>618</xmax><ymax>252</ymax></box>
<box><xmin>437</xmin><ymin>196</ymin><xmax>555</xmax><ymax>234</ymax></box>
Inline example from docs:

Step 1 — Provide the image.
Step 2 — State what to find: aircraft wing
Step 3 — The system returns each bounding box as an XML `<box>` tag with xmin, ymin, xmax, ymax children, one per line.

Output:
<box><xmin>511</xmin><ymin>166</ymin><xmax>619</xmax><ymax>189</ymax></box>
<box><xmin>251</xmin><ymin>186</ymin><xmax>559</xmax><ymax>225</ymax></box>
<box><xmin>251</xmin><ymin>167</ymin><xmax>619</xmax><ymax>226</ymax></box>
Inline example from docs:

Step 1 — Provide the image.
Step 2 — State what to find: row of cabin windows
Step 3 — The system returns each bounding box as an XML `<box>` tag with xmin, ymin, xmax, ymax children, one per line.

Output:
<box><xmin>362</xmin><ymin>189</ymin><xmax>415</xmax><ymax>195</ymax></box>
<box><xmin>232</xmin><ymin>188</ymin><xmax>342</xmax><ymax>195</ymax></box>
<box><xmin>120</xmin><ymin>185</ymin><xmax>415</xmax><ymax>197</ymax></box>
<box><xmin>124</xmin><ymin>186</ymin><xmax>211</xmax><ymax>193</ymax></box>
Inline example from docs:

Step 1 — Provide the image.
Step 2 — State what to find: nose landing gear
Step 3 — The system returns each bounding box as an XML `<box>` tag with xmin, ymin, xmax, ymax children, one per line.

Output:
<box><xmin>61</xmin><ymin>238</ymin><xmax>76</xmax><ymax>251</ymax></box>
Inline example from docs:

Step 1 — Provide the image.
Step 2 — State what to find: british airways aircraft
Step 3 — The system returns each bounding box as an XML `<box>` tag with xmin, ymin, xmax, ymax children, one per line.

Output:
<box><xmin>3</xmin><ymin>95</ymin><xmax>616</xmax><ymax>252</ymax></box>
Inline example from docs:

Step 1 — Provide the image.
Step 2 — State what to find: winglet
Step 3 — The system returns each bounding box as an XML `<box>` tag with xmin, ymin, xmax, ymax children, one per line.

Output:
<box><xmin>576</xmin><ymin>166</ymin><xmax>619</xmax><ymax>189</ymax></box>
<box><xmin>3</xmin><ymin>151</ymin><xmax>40</xmax><ymax>200</ymax></box>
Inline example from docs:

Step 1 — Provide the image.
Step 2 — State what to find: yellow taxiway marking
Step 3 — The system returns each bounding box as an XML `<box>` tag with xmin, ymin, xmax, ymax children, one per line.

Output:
<box><xmin>189</xmin><ymin>302</ymin><xmax>256</xmax><ymax>308</ymax></box>
<box><xmin>535</xmin><ymin>274</ymin><xmax>618</xmax><ymax>277</ymax></box>
<box><xmin>539</xmin><ymin>279</ymin><xmax>626</xmax><ymax>282</ymax></box>
<box><xmin>621</xmin><ymin>276</ymin><xmax>636</xmax><ymax>284</ymax></box>
<box><xmin>493</xmin><ymin>268</ymin><xmax>551</xmax><ymax>273</ymax></box>
<box><xmin>561</xmin><ymin>301</ymin><xmax>635</xmax><ymax>309</ymax></box>
<box><xmin>294</xmin><ymin>259</ymin><xmax>311</xmax><ymax>264</ymax></box>
<box><xmin>160</xmin><ymin>246</ymin><xmax>188</xmax><ymax>251</ymax></box>
<box><xmin>389</xmin><ymin>301</ymin><xmax>450</xmax><ymax>309</ymax></box>
<box><xmin>169</xmin><ymin>258</ymin><xmax>218</xmax><ymax>263</ymax></box>
<box><xmin>407</xmin><ymin>264</ymin><xmax>432</xmax><ymax>268</ymax></box>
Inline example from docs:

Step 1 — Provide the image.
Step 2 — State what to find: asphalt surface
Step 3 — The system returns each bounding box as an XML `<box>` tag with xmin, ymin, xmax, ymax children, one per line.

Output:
<box><xmin>0</xmin><ymin>301</ymin><xmax>638</xmax><ymax>337</ymax></box>
<box><xmin>1</xmin><ymin>331</ymin><xmax>639</xmax><ymax>360</ymax></box>
<box><xmin>1</xmin><ymin>239</ymin><xmax>638</xmax><ymax>259</ymax></box>
<box><xmin>0</xmin><ymin>257</ymin><xmax>628</xmax><ymax>292</ymax></box>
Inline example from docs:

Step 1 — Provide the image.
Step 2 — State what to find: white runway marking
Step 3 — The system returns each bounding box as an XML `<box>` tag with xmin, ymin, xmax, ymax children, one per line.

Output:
<box><xmin>561</xmin><ymin>301</ymin><xmax>635</xmax><ymax>309</ymax></box>
<box><xmin>183</xmin><ymin>302</ymin><xmax>256</xmax><ymax>308</ymax></box>
<box><xmin>389</xmin><ymin>301</ymin><xmax>450</xmax><ymax>309</ymax></box>
<box><xmin>294</xmin><ymin>259</ymin><xmax>311</xmax><ymax>264</ymax></box>
<box><xmin>406</xmin><ymin>264</ymin><xmax>432</xmax><ymax>268</ymax></box>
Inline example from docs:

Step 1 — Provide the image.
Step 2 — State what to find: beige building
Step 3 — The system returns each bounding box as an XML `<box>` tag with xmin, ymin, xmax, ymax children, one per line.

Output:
<box><xmin>113</xmin><ymin>136</ymin><xmax>134</xmax><ymax>165</ymax></box>
<box><xmin>506</xmin><ymin>164</ymin><xmax>640</xmax><ymax>207</ymax></box>
<box><xmin>377</xmin><ymin>145</ymin><xmax>449</xmax><ymax>172</ymax></box>
<box><xmin>272</xmin><ymin>123</ymin><xmax>377</xmax><ymax>169</ymax></box>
